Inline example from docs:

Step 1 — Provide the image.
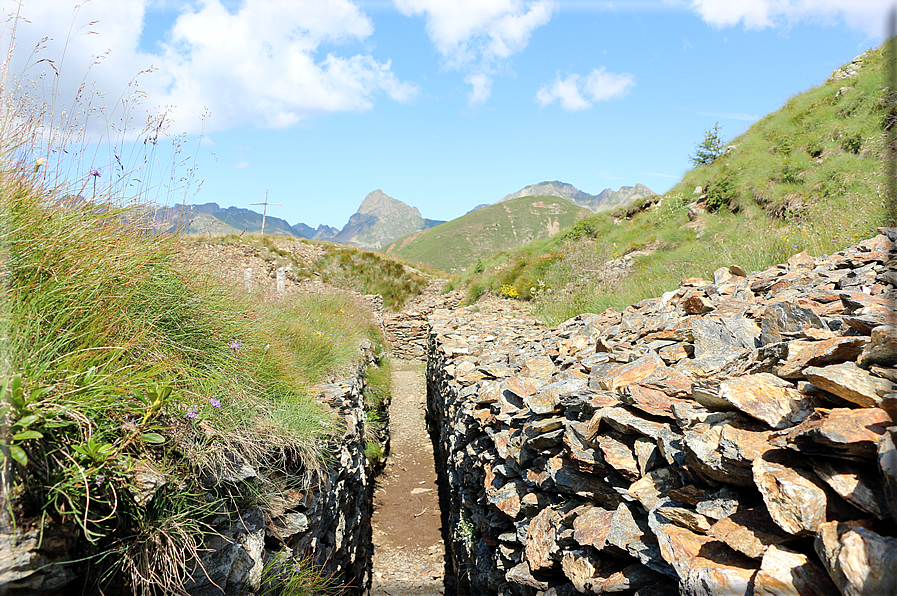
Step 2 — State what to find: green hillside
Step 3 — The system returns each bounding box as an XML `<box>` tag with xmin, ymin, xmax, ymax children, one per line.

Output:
<box><xmin>455</xmin><ymin>45</ymin><xmax>889</xmax><ymax>323</ymax></box>
<box><xmin>383</xmin><ymin>195</ymin><xmax>591</xmax><ymax>273</ymax></box>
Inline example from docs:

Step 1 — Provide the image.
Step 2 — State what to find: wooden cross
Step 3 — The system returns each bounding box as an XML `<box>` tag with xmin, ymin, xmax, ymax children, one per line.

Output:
<box><xmin>250</xmin><ymin>189</ymin><xmax>282</xmax><ymax>236</ymax></box>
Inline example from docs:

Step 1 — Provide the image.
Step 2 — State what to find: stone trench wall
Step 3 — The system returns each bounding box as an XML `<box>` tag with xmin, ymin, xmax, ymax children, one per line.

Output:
<box><xmin>1</xmin><ymin>347</ymin><xmax>379</xmax><ymax>596</ymax></box>
<box><xmin>426</xmin><ymin>232</ymin><xmax>897</xmax><ymax>596</ymax></box>
<box><xmin>186</xmin><ymin>351</ymin><xmax>378</xmax><ymax>596</ymax></box>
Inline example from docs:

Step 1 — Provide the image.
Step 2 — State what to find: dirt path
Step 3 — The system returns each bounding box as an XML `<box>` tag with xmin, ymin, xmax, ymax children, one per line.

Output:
<box><xmin>369</xmin><ymin>359</ymin><xmax>446</xmax><ymax>596</ymax></box>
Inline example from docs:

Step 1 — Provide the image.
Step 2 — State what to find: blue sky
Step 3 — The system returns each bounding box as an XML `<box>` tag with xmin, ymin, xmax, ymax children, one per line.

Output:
<box><xmin>3</xmin><ymin>0</ymin><xmax>893</xmax><ymax>228</ymax></box>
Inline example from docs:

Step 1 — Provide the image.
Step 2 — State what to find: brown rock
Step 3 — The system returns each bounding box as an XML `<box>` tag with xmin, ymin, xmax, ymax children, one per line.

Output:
<box><xmin>804</xmin><ymin>362</ymin><xmax>895</xmax><ymax>408</ymax></box>
<box><xmin>708</xmin><ymin>508</ymin><xmax>791</xmax><ymax>559</ymax></box>
<box><xmin>526</xmin><ymin>506</ymin><xmax>561</xmax><ymax>572</ymax></box>
<box><xmin>595</xmin><ymin>434</ymin><xmax>640</xmax><ymax>480</ymax></box>
<box><xmin>777</xmin><ymin>336</ymin><xmax>871</xmax><ymax>379</ymax></box>
<box><xmin>718</xmin><ymin>424</ymin><xmax>773</xmax><ymax>466</ymax></box>
<box><xmin>622</xmin><ymin>384</ymin><xmax>691</xmax><ymax>419</ymax></box>
<box><xmin>815</xmin><ymin>521</ymin><xmax>897</xmax><ymax>596</ymax></box>
<box><xmin>778</xmin><ymin>407</ymin><xmax>892</xmax><ymax>461</ymax></box>
<box><xmin>602</xmin><ymin>351</ymin><xmax>667</xmax><ymax>391</ymax></box>
<box><xmin>520</xmin><ymin>355</ymin><xmax>556</xmax><ymax>380</ymax></box>
<box><xmin>627</xmin><ymin>467</ymin><xmax>682</xmax><ymax>511</ymax></box>
<box><xmin>487</xmin><ymin>481</ymin><xmax>524</xmax><ymax>520</ymax></box>
<box><xmin>811</xmin><ymin>458</ymin><xmax>888</xmax><ymax>519</ymax></box>
<box><xmin>718</xmin><ymin>373</ymin><xmax>817</xmax><ymax>429</ymax></box>
<box><xmin>649</xmin><ymin>509</ymin><xmax>757</xmax><ymax>594</ymax></box>
<box><xmin>753</xmin><ymin>545</ymin><xmax>840</xmax><ymax>596</ymax></box>
<box><xmin>504</xmin><ymin>375</ymin><xmax>542</xmax><ymax>400</ymax></box>
<box><xmin>572</xmin><ymin>506</ymin><xmax>615</xmax><ymax>550</ymax></box>
<box><xmin>753</xmin><ymin>454</ymin><xmax>827</xmax><ymax>536</ymax></box>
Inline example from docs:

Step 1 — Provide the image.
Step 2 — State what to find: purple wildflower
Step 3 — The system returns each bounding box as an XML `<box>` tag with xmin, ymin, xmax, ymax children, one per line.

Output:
<box><xmin>210</xmin><ymin>398</ymin><xmax>221</xmax><ymax>408</ymax></box>
<box><xmin>96</xmin><ymin>476</ymin><xmax>105</xmax><ymax>486</ymax></box>
<box><xmin>89</xmin><ymin>168</ymin><xmax>101</xmax><ymax>177</ymax></box>
<box><xmin>228</xmin><ymin>339</ymin><xmax>242</xmax><ymax>352</ymax></box>
<box><xmin>185</xmin><ymin>406</ymin><xmax>197</xmax><ymax>420</ymax></box>
<box><xmin>120</xmin><ymin>416</ymin><xmax>139</xmax><ymax>433</ymax></box>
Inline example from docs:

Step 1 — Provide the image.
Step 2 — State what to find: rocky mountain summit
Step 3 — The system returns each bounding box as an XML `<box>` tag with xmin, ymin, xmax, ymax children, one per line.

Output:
<box><xmin>426</xmin><ymin>231</ymin><xmax>897</xmax><ymax>595</ymax></box>
<box><xmin>333</xmin><ymin>189</ymin><xmax>444</xmax><ymax>250</ymax></box>
<box><xmin>500</xmin><ymin>182</ymin><xmax>656</xmax><ymax>213</ymax></box>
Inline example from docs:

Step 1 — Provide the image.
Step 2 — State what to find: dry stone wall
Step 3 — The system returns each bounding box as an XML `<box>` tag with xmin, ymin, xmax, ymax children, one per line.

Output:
<box><xmin>426</xmin><ymin>231</ymin><xmax>897</xmax><ymax>596</ymax></box>
<box><xmin>384</xmin><ymin>287</ymin><xmax>464</xmax><ymax>360</ymax></box>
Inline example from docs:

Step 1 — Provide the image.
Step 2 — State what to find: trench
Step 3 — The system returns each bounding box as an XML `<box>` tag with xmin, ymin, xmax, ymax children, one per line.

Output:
<box><xmin>368</xmin><ymin>358</ymin><xmax>453</xmax><ymax>596</ymax></box>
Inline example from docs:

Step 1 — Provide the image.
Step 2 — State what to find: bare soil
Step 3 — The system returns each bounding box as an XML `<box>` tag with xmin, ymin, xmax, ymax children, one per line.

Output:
<box><xmin>368</xmin><ymin>359</ymin><xmax>446</xmax><ymax>596</ymax></box>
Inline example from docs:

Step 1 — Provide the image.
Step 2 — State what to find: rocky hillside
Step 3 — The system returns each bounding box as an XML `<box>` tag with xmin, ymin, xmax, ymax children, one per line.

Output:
<box><xmin>383</xmin><ymin>196</ymin><xmax>591</xmax><ymax>273</ymax></box>
<box><xmin>333</xmin><ymin>189</ymin><xmax>444</xmax><ymax>250</ymax></box>
<box><xmin>427</xmin><ymin>231</ymin><xmax>896</xmax><ymax>595</ymax></box>
<box><xmin>500</xmin><ymin>181</ymin><xmax>655</xmax><ymax>212</ymax></box>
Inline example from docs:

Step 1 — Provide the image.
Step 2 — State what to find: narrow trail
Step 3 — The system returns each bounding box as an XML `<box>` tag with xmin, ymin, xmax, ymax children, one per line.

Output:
<box><xmin>369</xmin><ymin>359</ymin><xmax>446</xmax><ymax>596</ymax></box>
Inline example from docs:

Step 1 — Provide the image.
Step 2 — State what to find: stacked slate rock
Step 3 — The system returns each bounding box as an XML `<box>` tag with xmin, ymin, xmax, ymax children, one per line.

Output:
<box><xmin>385</xmin><ymin>289</ymin><xmax>465</xmax><ymax>359</ymax></box>
<box><xmin>426</xmin><ymin>231</ymin><xmax>897</xmax><ymax>596</ymax></box>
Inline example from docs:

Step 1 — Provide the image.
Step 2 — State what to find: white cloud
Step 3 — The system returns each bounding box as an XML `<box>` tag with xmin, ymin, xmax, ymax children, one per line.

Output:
<box><xmin>537</xmin><ymin>67</ymin><xmax>634</xmax><ymax>110</ymax></box>
<box><xmin>394</xmin><ymin>0</ymin><xmax>557</xmax><ymax>105</ymax></box>
<box><xmin>1</xmin><ymin>0</ymin><xmax>419</xmax><ymax>135</ymax></box>
<box><xmin>234</xmin><ymin>160</ymin><xmax>250</xmax><ymax>169</ymax></box>
<box><xmin>465</xmin><ymin>72</ymin><xmax>493</xmax><ymax>104</ymax></box>
<box><xmin>685</xmin><ymin>0</ymin><xmax>894</xmax><ymax>36</ymax></box>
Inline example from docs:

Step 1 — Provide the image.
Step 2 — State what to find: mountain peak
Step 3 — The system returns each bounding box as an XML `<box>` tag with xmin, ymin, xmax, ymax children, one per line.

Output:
<box><xmin>358</xmin><ymin>189</ymin><xmax>422</xmax><ymax>218</ymax></box>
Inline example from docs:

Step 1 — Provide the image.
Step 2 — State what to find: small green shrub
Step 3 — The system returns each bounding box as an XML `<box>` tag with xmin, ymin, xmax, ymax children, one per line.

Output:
<box><xmin>690</xmin><ymin>122</ymin><xmax>727</xmax><ymax>165</ymax></box>
<box><xmin>705</xmin><ymin>168</ymin><xmax>737</xmax><ymax>212</ymax></box>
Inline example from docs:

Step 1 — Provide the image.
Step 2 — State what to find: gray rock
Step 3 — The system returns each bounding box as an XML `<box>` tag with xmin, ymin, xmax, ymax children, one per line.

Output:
<box><xmin>607</xmin><ymin>503</ymin><xmax>673</xmax><ymax>577</ymax></box>
<box><xmin>760</xmin><ymin>301</ymin><xmax>828</xmax><ymax>345</ymax></box>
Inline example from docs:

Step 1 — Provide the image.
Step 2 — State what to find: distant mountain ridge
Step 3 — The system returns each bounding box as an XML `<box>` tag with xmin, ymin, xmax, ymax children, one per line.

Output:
<box><xmin>500</xmin><ymin>181</ymin><xmax>655</xmax><ymax>212</ymax></box>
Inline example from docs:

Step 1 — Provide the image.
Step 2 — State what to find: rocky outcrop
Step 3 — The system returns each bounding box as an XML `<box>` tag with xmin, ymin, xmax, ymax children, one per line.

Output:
<box><xmin>426</xmin><ymin>231</ymin><xmax>896</xmax><ymax>595</ymax></box>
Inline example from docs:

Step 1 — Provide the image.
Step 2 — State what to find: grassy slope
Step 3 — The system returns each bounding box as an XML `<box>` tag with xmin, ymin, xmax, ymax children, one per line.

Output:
<box><xmin>383</xmin><ymin>195</ymin><xmax>591</xmax><ymax>273</ymax></box>
<box><xmin>1</xmin><ymin>181</ymin><xmax>390</xmax><ymax>592</ymax></box>
<box><xmin>455</xmin><ymin>44</ymin><xmax>888</xmax><ymax>324</ymax></box>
